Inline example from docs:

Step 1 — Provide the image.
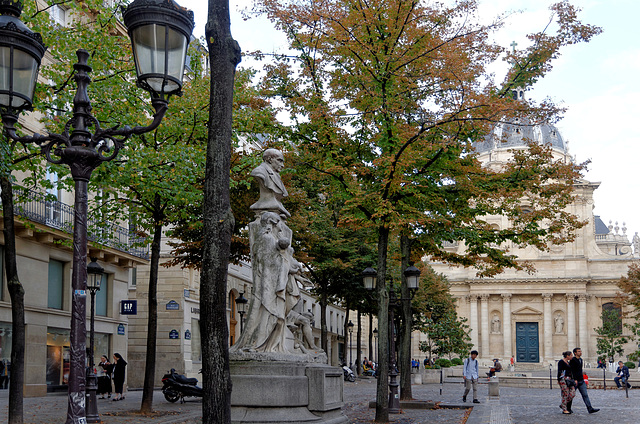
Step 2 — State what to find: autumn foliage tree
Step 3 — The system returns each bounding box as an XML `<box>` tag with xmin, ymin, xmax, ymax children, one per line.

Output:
<box><xmin>252</xmin><ymin>0</ymin><xmax>600</xmax><ymax>420</ymax></box>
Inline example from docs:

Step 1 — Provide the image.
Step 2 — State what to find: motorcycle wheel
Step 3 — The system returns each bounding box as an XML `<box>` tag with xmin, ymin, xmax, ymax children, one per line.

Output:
<box><xmin>164</xmin><ymin>391</ymin><xmax>180</xmax><ymax>403</ymax></box>
<box><xmin>347</xmin><ymin>374</ymin><xmax>355</xmax><ymax>382</ymax></box>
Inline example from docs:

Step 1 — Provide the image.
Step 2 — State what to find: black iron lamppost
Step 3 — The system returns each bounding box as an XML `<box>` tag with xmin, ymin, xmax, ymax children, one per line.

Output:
<box><xmin>0</xmin><ymin>2</ymin><xmax>193</xmax><ymax>423</ymax></box>
<box><xmin>373</xmin><ymin>328</ymin><xmax>378</xmax><ymax>363</ymax></box>
<box><xmin>85</xmin><ymin>257</ymin><xmax>104</xmax><ymax>423</ymax></box>
<box><xmin>235</xmin><ymin>292</ymin><xmax>248</xmax><ymax>334</ymax></box>
<box><xmin>363</xmin><ymin>265</ymin><xmax>421</xmax><ymax>414</ymax></box>
<box><xmin>347</xmin><ymin>320</ymin><xmax>354</xmax><ymax>367</ymax></box>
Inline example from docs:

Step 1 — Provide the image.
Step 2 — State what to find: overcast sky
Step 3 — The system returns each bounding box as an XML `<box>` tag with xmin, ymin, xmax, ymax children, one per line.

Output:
<box><xmin>185</xmin><ymin>0</ymin><xmax>640</xmax><ymax>240</ymax></box>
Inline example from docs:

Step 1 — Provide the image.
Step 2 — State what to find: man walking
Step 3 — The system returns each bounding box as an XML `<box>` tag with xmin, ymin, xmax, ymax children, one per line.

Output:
<box><xmin>569</xmin><ymin>347</ymin><xmax>599</xmax><ymax>413</ymax></box>
<box><xmin>462</xmin><ymin>350</ymin><xmax>480</xmax><ymax>403</ymax></box>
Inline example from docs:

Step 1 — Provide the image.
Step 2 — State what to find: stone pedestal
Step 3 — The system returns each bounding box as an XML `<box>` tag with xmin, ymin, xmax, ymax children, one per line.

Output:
<box><xmin>230</xmin><ymin>356</ymin><xmax>348</xmax><ymax>424</ymax></box>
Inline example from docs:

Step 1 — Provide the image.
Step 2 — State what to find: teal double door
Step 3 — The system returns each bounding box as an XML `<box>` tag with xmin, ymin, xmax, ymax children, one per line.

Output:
<box><xmin>515</xmin><ymin>322</ymin><xmax>539</xmax><ymax>363</ymax></box>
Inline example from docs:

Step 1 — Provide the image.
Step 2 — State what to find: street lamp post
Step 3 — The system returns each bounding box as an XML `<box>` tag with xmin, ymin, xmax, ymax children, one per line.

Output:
<box><xmin>235</xmin><ymin>292</ymin><xmax>248</xmax><ymax>334</ymax></box>
<box><xmin>0</xmin><ymin>2</ymin><xmax>193</xmax><ymax>423</ymax></box>
<box><xmin>373</xmin><ymin>328</ymin><xmax>378</xmax><ymax>363</ymax></box>
<box><xmin>85</xmin><ymin>258</ymin><xmax>104</xmax><ymax>423</ymax></box>
<box><xmin>363</xmin><ymin>265</ymin><xmax>420</xmax><ymax>414</ymax></box>
<box><xmin>347</xmin><ymin>320</ymin><xmax>355</xmax><ymax>368</ymax></box>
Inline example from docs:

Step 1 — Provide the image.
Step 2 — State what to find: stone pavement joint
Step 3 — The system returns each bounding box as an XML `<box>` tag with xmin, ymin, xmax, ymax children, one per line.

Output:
<box><xmin>489</xmin><ymin>405</ymin><xmax>511</xmax><ymax>424</ymax></box>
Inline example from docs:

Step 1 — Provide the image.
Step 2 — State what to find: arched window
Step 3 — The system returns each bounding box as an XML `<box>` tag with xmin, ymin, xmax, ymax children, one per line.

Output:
<box><xmin>229</xmin><ymin>291</ymin><xmax>237</xmax><ymax>346</ymax></box>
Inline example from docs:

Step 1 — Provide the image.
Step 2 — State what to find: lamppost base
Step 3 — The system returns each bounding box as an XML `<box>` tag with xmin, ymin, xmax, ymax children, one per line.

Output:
<box><xmin>86</xmin><ymin>373</ymin><xmax>100</xmax><ymax>423</ymax></box>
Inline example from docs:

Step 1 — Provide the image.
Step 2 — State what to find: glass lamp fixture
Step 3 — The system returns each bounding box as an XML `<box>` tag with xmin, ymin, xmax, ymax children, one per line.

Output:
<box><xmin>122</xmin><ymin>0</ymin><xmax>195</xmax><ymax>99</ymax></box>
<box><xmin>0</xmin><ymin>0</ymin><xmax>46</xmax><ymax>111</ymax></box>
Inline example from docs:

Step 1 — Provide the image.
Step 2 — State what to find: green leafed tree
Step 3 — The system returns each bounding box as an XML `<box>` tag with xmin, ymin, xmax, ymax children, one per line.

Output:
<box><xmin>414</xmin><ymin>267</ymin><xmax>471</xmax><ymax>360</ymax></box>
<box><xmin>595</xmin><ymin>306</ymin><xmax>627</xmax><ymax>362</ymax></box>
<box><xmin>253</xmin><ymin>0</ymin><xmax>600</xmax><ymax>419</ymax></box>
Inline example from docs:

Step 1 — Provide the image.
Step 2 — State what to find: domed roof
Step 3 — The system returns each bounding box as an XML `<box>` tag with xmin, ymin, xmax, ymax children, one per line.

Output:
<box><xmin>473</xmin><ymin>118</ymin><xmax>567</xmax><ymax>155</ymax></box>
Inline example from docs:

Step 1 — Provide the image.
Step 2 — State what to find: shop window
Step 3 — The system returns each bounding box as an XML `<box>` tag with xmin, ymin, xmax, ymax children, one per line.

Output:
<box><xmin>0</xmin><ymin>322</ymin><xmax>12</xmax><ymax>371</ymax></box>
<box><xmin>0</xmin><ymin>245</ymin><xmax>4</xmax><ymax>301</ymax></box>
<box><xmin>191</xmin><ymin>318</ymin><xmax>202</xmax><ymax>362</ymax></box>
<box><xmin>92</xmin><ymin>333</ymin><xmax>110</xmax><ymax>371</ymax></box>
<box><xmin>46</xmin><ymin>328</ymin><xmax>70</xmax><ymax>388</ymax></box>
<box><xmin>95</xmin><ymin>274</ymin><xmax>108</xmax><ymax>316</ymax></box>
<box><xmin>48</xmin><ymin>260</ymin><xmax>65</xmax><ymax>310</ymax></box>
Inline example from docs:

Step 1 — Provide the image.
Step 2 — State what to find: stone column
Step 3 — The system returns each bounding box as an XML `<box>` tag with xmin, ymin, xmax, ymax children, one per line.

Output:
<box><xmin>543</xmin><ymin>293</ymin><xmax>553</xmax><ymax>362</ymax></box>
<box><xmin>566</xmin><ymin>294</ymin><xmax>576</xmax><ymax>350</ymax></box>
<box><xmin>480</xmin><ymin>294</ymin><xmax>490</xmax><ymax>357</ymax></box>
<box><xmin>578</xmin><ymin>294</ymin><xmax>589</xmax><ymax>358</ymax></box>
<box><xmin>502</xmin><ymin>294</ymin><xmax>512</xmax><ymax>359</ymax></box>
<box><xmin>468</xmin><ymin>295</ymin><xmax>479</xmax><ymax>351</ymax></box>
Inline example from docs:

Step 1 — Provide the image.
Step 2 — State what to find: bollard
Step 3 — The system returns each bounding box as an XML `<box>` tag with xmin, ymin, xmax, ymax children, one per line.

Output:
<box><xmin>603</xmin><ymin>367</ymin><xmax>606</xmax><ymax>391</ymax></box>
<box><xmin>488</xmin><ymin>378</ymin><xmax>499</xmax><ymax>397</ymax></box>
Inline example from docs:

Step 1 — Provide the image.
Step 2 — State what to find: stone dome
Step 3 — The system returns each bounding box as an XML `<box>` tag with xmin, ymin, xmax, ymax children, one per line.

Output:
<box><xmin>473</xmin><ymin>118</ymin><xmax>568</xmax><ymax>155</ymax></box>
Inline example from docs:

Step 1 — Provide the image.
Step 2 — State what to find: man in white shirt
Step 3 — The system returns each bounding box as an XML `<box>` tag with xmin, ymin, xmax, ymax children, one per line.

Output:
<box><xmin>463</xmin><ymin>350</ymin><xmax>480</xmax><ymax>403</ymax></box>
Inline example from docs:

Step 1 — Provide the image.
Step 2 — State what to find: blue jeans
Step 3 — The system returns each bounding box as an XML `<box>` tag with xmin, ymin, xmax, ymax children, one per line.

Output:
<box><xmin>575</xmin><ymin>381</ymin><xmax>593</xmax><ymax>410</ymax></box>
<box><xmin>614</xmin><ymin>376</ymin><xmax>630</xmax><ymax>388</ymax></box>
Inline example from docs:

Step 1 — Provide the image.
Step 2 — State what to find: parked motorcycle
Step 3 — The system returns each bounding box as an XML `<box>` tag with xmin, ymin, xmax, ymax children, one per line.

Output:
<box><xmin>161</xmin><ymin>369</ymin><xmax>203</xmax><ymax>403</ymax></box>
<box><xmin>342</xmin><ymin>363</ymin><xmax>356</xmax><ymax>382</ymax></box>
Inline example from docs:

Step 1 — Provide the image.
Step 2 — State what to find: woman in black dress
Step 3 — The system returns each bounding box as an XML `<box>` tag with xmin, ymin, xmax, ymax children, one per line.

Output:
<box><xmin>112</xmin><ymin>353</ymin><xmax>127</xmax><ymax>401</ymax></box>
<box><xmin>558</xmin><ymin>350</ymin><xmax>576</xmax><ymax>414</ymax></box>
<box><xmin>97</xmin><ymin>355</ymin><xmax>112</xmax><ymax>399</ymax></box>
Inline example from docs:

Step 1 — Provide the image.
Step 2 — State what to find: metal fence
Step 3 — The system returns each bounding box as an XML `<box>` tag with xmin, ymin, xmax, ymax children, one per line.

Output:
<box><xmin>7</xmin><ymin>186</ymin><xmax>149</xmax><ymax>259</ymax></box>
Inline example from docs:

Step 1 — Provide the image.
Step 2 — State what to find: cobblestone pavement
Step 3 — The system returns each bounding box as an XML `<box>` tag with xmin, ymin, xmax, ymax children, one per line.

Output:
<box><xmin>0</xmin><ymin>379</ymin><xmax>636</xmax><ymax>423</ymax></box>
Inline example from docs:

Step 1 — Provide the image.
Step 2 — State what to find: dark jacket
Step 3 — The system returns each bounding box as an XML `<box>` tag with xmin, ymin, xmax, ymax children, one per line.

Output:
<box><xmin>616</xmin><ymin>365</ymin><xmax>630</xmax><ymax>379</ymax></box>
<box><xmin>569</xmin><ymin>357</ymin><xmax>584</xmax><ymax>382</ymax></box>
<box><xmin>113</xmin><ymin>358</ymin><xmax>127</xmax><ymax>382</ymax></box>
<box><xmin>558</xmin><ymin>359</ymin><xmax>573</xmax><ymax>381</ymax></box>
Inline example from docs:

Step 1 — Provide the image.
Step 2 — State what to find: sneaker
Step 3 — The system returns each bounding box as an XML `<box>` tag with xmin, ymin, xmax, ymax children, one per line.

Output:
<box><xmin>473</xmin><ymin>399</ymin><xmax>480</xmax><ymax>404</ymax></box>
<box><xmin>462</xmin><ymin>395</ymin><xmax>467</xmax><ymax>402</ymax></box>
<box><xmin>588</xmin><ymin>408</ymin><xmax>599</xmax><ymax>414</ymax></box>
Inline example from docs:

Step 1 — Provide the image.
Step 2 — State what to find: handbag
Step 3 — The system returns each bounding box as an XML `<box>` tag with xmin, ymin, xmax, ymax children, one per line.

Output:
<box><xmin>565</xmin><ymin>377</ymin><xmax>576</xmax><ymax>387</ymax></box>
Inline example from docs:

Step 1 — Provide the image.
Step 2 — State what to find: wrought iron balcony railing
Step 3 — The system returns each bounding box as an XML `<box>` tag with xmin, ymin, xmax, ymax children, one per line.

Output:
<box><xmin>5</xmin><ymin>186</ymin><xmax>149</xmax><ymax>259</ymax></box>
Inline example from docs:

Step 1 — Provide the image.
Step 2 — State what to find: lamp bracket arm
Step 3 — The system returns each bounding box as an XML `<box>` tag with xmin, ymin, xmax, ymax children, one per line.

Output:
<box><xmin>90</xmin><ymin>99</ymin><xmax>168</xmax><ymax>163</ymax></box>
<box><xmin>99</xmin><ymin>99</ymin><xmax>168</xmax><ymax>139</ymax></box>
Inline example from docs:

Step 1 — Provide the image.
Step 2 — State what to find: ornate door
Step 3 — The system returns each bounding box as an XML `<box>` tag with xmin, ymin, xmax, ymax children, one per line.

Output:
<box><xmin>515</xmin><ymin>322</ymin><xmax>539</xmax><ymax>362</ymax></box>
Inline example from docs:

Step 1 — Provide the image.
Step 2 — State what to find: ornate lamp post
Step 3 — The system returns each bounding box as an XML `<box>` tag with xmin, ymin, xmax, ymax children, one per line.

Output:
<box><xmin>363</xmin><ymin>265</ymin><xmax>420</xmax><ymax>414</ymax></box>
<box><xmin>85</xmin><ymin>258</ymin><xmax>104</xmax><ymax>423</ymax></box>
<box><xmin>235</xmin><ymin>292</ymin><xmax>248</xmax><ymax>334</ymax></box>
<box><xmin>347</xmin><ymin>320</ymin><xmax>355</xmax><ymax>367</ymax></box>
<box><xmin>0</xmin><ymin>1</ymin><xmax>193</xmax><ymax>422</ymax></box>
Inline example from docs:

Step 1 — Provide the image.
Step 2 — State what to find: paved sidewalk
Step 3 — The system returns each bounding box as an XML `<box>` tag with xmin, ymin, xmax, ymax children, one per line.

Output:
<box><xmin>0</xmin><ymin>380</ymin><xmax>636</xmax><ymax>423</ymax></box>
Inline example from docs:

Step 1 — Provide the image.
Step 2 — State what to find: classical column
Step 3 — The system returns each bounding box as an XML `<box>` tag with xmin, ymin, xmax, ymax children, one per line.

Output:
<box><xmin>578</xmin><ymin>294</ymin><xmax>589</xmax><ymax>358</ymax></box>
<box><xmin>480</xmin><ymin>294</ymin><xmax>490</xmax><ymax>357</ymax></box>
<box><xmin>502</xmin><ymin>293</ymin><xmax>512</xmax><ymax>359</ymax></box>
<box><xmin>543</xmin><ymin>293</ymin><xmax>553</xmax><ymax>362</ymax></box>
<box><xmin>468</xmin><ymin>295</ymin><xmax>479</xmax><ymax>351</ymax></box>
<box><xmin>566</xmin><ymin>294</ymin><xmax>576</xmax><ymax>350</ymax></box>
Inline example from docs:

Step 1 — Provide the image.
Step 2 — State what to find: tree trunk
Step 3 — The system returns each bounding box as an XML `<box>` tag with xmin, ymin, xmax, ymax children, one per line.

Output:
<box><xmin>202</xmin><ymin>1</ymin><xmax>240</xmax><ymax>422</ymax></box>
<box><xmin>320</xmin><ymin>290</ymin><xmax>328</xmax><ymax>354</ymax></box>
<box><xmin>375</xmin><ymin>226</ymin><xmax>390</xmax><ymax>423</ymax></box>
<box><xmin>140</xmin><ymin>206</ymin><xmax>162</xmax><ymax>413</ymax></box>
<box><xmin>356</xmin><ymin>309</ymin><xmax>362</xmax><ymax>375</ymax></box>
<box><xmin>0</xmin><ymin>177</ymin><xmax>25</xmax><ymax>424</ymax></box>
<box><xmin>399</xmin><ymin>234</ymin><xmax>413</xmax><ymax>400</ymax></box>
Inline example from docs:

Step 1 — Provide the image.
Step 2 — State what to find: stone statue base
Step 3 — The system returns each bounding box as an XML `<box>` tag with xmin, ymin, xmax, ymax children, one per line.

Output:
<box><xmin>230</xmin><ymin>360</ymin><xmax>348</xmax><ymax>424</ymax></box>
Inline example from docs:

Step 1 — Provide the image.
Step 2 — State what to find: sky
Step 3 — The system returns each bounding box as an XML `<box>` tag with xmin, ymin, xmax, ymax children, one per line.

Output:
<box><xmin>184</xmin><ymin>0</ymin><xmax>640</xmax><ymax>240</ymax></box>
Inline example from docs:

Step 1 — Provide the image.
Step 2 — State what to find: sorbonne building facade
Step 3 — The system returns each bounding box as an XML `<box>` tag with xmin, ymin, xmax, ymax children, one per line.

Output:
<box><xmin>430</xmin><ymin>100</ymin><xmax>638</xmax><ymax>366</ymax></box>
